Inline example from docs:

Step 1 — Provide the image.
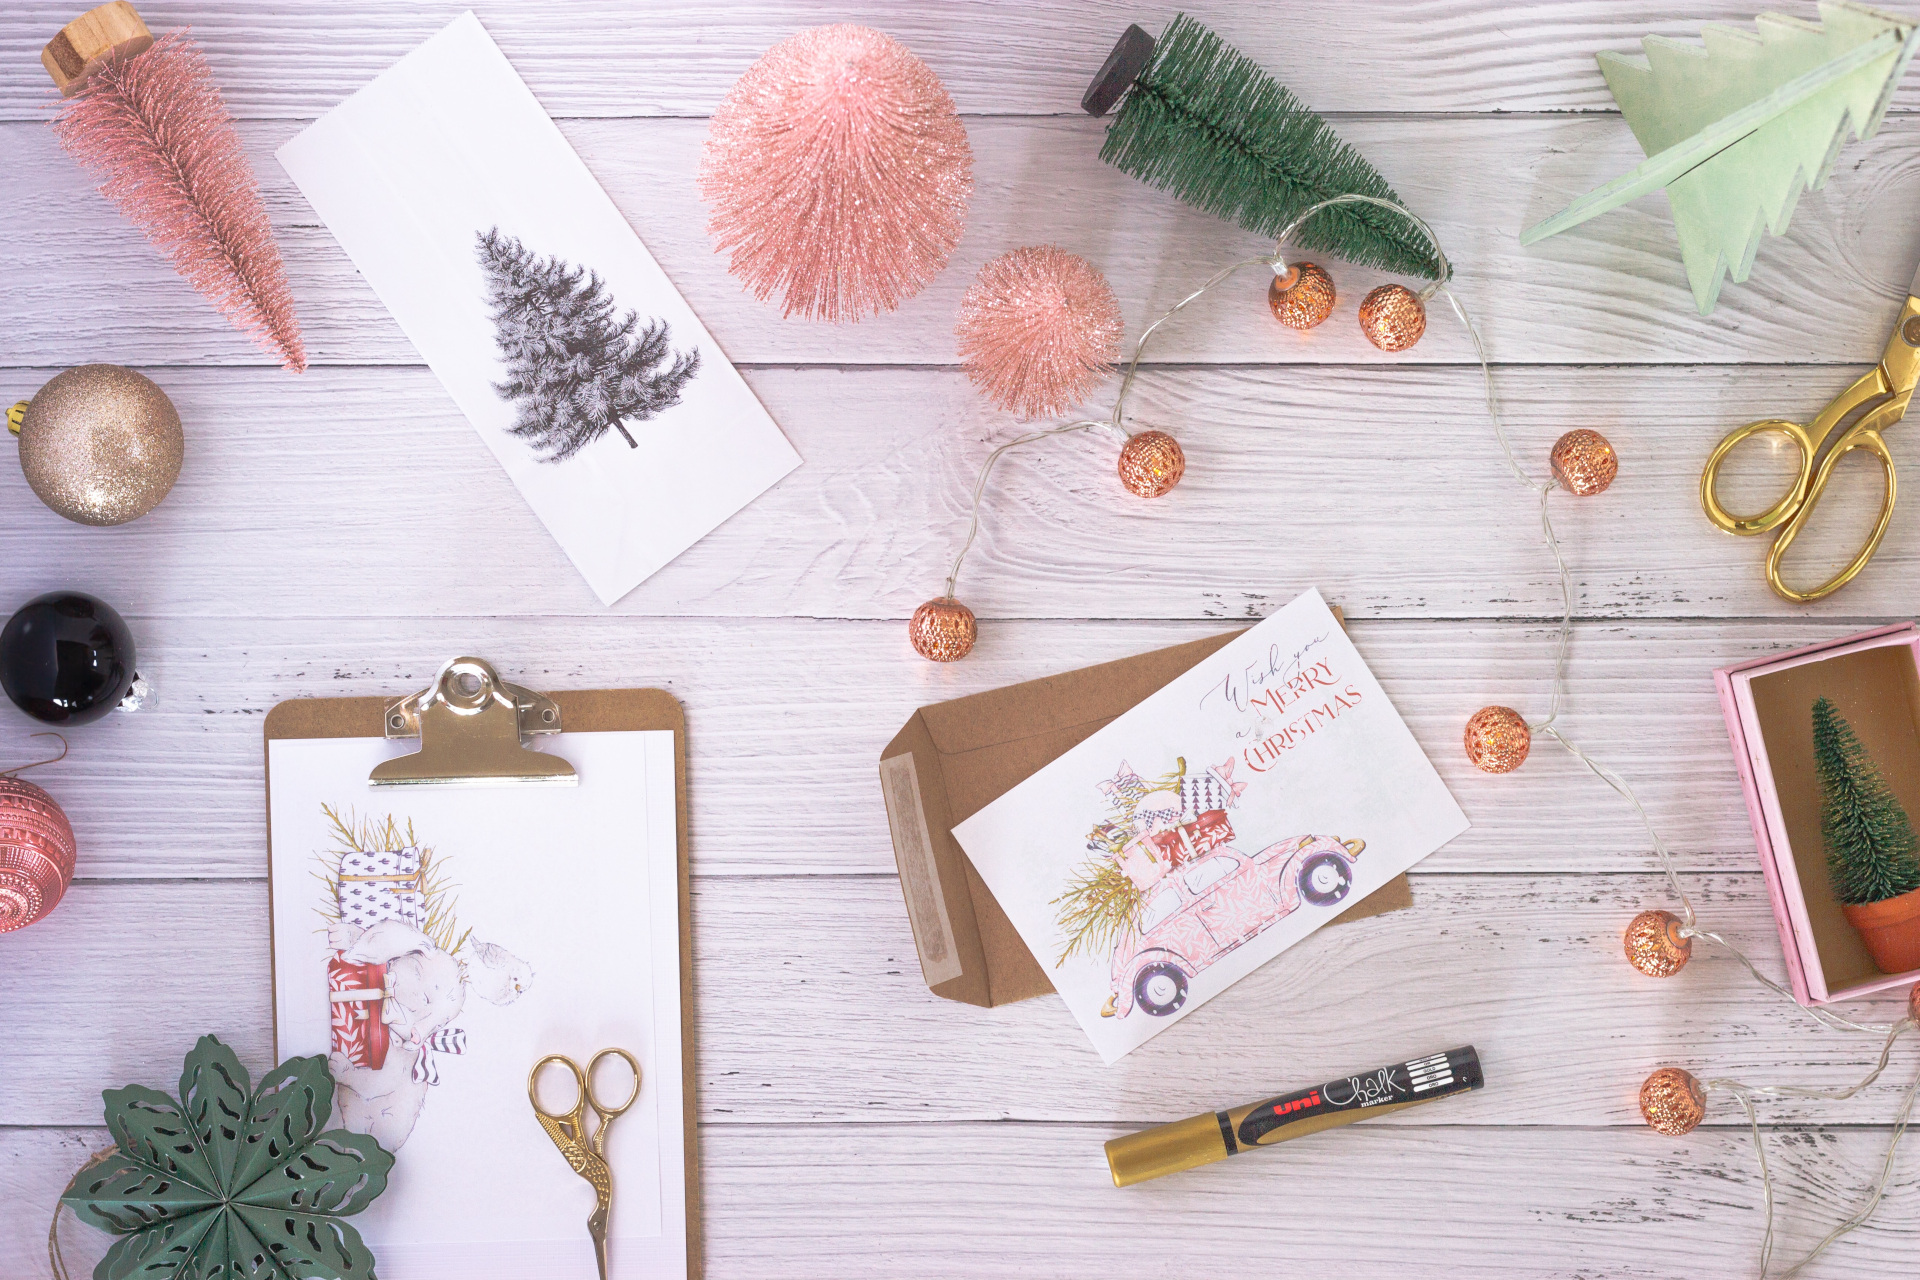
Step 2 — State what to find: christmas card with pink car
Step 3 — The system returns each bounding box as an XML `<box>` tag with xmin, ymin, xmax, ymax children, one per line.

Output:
<box><xmin>277</xmin><ymin>12</ymin><xmax>799</xmax><ymax>605</ymax></box>
<box><xmin>952</xmin><ymin>589</ymin><xmax>1468</xmax><ymax>1063</ymax></box>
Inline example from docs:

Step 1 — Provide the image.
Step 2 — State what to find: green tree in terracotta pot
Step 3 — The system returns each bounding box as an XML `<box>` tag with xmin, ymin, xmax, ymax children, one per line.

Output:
<box><xmin>1814</xmin><ymin>697</ymin><xmax>1920</xmax><ymax>973</ymax></box>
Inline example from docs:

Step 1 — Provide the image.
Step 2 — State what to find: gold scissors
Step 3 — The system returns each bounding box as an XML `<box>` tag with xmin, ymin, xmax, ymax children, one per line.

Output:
<box><xmin>1701</xmin><ymin>281</ymin><xmax>1920</xmax><ymax>603</ymax></box>
<box><xmin>529</xmin><ymin>1048</ymin><xmax>642</xmax><ymax>1280</ymax></box>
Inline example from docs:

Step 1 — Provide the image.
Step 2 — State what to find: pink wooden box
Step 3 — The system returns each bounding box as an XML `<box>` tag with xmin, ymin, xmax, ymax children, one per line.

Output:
<box><xmin>1717</xmin><ymin>624</ymin><xmax>1920</xmax><ymax>1005</ymax></box>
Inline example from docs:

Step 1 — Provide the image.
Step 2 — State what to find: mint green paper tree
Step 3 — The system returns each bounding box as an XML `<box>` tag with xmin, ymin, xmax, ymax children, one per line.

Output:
<box><xmin>1521</xmin><ymin>2</ymin><xmax>1920</xmax><ymax>313</ymax></box>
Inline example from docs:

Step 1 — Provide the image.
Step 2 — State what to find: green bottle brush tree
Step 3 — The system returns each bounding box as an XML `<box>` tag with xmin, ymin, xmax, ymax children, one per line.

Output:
<box><xmin>1097</xmin><ymin>13</ymin><xmax>1440</xmax><ymax>280</ymax></box>
<box><xmin>1812</xmin><ymin>695</ymin><xmax>1920</xmax><ymax>973</ymax></box>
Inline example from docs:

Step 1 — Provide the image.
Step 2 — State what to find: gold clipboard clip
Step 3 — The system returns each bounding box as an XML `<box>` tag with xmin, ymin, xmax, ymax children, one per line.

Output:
<box><xmin>370</xmin><ymin>656</ymin><xmax>576</xmax><ymax>788</ymax></box>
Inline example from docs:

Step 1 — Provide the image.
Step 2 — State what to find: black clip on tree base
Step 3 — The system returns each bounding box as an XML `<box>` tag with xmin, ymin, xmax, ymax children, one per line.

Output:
<box><xmin>1081</xmin><ymin>23</ymin><xmax>1156</xmax><ymax>116</ymax></box>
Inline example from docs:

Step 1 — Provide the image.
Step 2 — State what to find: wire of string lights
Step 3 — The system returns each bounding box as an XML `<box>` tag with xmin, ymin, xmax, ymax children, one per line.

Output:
<box><xmin>909</xmin><ymin>194</ymin><xmax>1920</xmax><ymax>1278</ymax></box>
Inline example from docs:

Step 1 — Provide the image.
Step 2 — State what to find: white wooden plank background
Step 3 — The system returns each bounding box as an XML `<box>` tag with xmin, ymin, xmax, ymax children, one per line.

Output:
<box><xmin>2</xmin><ymin>2</ymin><xmax>1919</xmax><ymax>1277</ymax></box>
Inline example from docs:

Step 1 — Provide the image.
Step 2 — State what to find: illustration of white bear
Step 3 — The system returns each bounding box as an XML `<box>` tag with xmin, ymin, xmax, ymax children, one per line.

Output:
<box><xmin>327</xmin><ymin>918</ymin><xmax>533</xmax><ymax>1151</ymax></box>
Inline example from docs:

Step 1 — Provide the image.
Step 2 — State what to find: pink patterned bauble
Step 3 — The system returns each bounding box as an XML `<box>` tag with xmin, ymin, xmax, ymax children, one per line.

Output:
<box><xmin>0</xmin><ymin>776</ymin><xmax>77</xmax><ymax>932</ymax></box>
<box><xmin>700</xmin><ymin>24</ymin><xmax>973</xmax><ymax>322</ymax></box>
<box><xmin>956</xmin><ymin>246</ymin><xmax>1122</xmax><ymax>420</ymax></box>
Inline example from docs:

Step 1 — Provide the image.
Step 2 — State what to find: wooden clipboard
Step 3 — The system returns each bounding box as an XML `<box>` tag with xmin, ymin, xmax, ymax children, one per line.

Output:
<box><xmin>262</xmin><ymin>657</ymin><xmax>701</xmax><ymax>1278</ymax></box>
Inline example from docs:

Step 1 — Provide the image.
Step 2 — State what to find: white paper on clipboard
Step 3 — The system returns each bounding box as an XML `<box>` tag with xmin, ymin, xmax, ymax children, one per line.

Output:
<box><xmin>267</xmin><ymin>729</ymin><xmax>688</xmax><ymax>1280</ymax></box>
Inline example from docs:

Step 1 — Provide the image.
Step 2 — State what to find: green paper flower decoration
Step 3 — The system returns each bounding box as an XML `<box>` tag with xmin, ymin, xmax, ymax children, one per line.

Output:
<box><xmin>59</xmin><ymin>1034</ymin><xmax>393</xmax><ymax>1280</ymax></box>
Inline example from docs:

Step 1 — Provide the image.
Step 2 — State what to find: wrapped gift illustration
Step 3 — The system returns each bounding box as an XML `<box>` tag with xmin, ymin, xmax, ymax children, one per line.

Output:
<box><xmin>1121</xmin><ymin>810</ymin><xmax>1236</xmax><ymax>889</ymax></box>
<box><xmin>328</xmin><ymin>954</ymin><xmax>389</xmax><ymax>1069</ymax></box>
<box><xmin>326</xmin><ymin>844</ymin><xmax>427</xmax><ymax>1068</ymax></box>
<box><xmin>337</xmin><ymin>844</ymin><xmax>428</xmax><ymax>929</ymax></box>
<box><xmin>1186</xmin><ymin>809</ymin><xmax>1234</xmax><ymax>856</ymax></box>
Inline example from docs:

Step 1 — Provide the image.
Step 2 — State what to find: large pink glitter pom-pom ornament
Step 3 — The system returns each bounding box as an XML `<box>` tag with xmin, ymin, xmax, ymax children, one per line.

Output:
<box><xmin>700</xmin><ymin>24</ymin><xmax>973</xmax><ymax>322</ymax></box>
<box><xmin>956</xmin><ymin>246</ymin><xmax>1122</xmax><ymax>420</ymax></box>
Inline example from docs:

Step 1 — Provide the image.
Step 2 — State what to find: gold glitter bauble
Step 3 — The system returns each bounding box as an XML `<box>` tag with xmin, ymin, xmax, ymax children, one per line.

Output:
<box><xmin>1639</xmin><ymin>1067</ymin><xmax>1706</xmax><ymax>1136</ymax></box>
<box><xmin>13</xmin><ymin>364</ymin><xmax>182</xmax><ymax>525</ymax></box>
<box><xmin>909</xmin><ymin>597</ymin><xmax>976</xmax><ymax>662</ymax></box>
<box><xmin>1268</xmin><ymin>263</ymin><xmax>1335</xmax><ymax>330</ymax></box>
<box><xmin>1550</xmin><ymin>429</ymin><xmax>1619</xmax><ymax>497</ymax></box>
<box><xmin>1624</xmin><ymin>909</ymin><xmax>1692</xmax><ymax>977</ymax></box>
<box><xmin>1117</xmin><ymin>430</ymin><xmax>1185</xmax><ymax>498</ymax></box>
<box><xmin>1358</xmin><ymin>283</ymin><xmax>1427</xmax><ymax>351</ymax></box>
<box><xmin>1464</xmin><ymin>706</ymin><xmax>1530</xmax><ymax>773</ymax></box>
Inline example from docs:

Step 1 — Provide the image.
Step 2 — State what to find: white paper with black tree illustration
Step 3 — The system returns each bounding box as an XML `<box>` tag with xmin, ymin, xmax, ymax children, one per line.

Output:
<box><xmin>277</xmin><ymin>13</ymin><xmax>799</xmax><ymax>605</ymax></box>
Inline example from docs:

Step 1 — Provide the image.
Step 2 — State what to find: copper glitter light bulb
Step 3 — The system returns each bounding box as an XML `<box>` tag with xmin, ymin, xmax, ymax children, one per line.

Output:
<box><xmin>1464</xmin><ymin>706</ymin><xmax>1530</xmax><ymax>774</ymax></box>
<box><xmin>1268</xmin><ymin>262</ymin><xmax>1335</xmax><ymax>330</ymax></box>
<box><xmin>1358</xmin><ymin>283</ymin><xmax>1427</xmax><ymax>351</ymax></box>
<box><xmin>1117</xmin><ymin>430</ymin><xmax>1185</xmax><ymax>498</ymax></box>
<box><xmin>909</xmin><ymin>597</ymin><xmax>976</xmax><ymax>662</ymax></box>
<box><xmin>1550</xmin><ymin>429</ymin><xmax>1618</xmax><ymax>497</ymax></box>
<box><xmin>1624</xmin><ymin>909</ymin><xmax>1692</xmax><ymax>977</ymax></box>
<box><xmin>1639</xmin><ymin>1067</ymin><xmax>1707</xmax><ymax>1136</ymax></box>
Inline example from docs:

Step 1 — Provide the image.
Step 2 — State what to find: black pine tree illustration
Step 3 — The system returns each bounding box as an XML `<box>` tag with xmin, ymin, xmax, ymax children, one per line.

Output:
<box><xmin>477</xmin><ymin>227</ymin><xmax>700</xmax><ymax>462</ymax></box>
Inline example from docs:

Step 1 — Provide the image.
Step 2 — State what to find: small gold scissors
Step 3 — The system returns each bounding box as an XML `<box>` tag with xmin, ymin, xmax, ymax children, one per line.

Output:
<box><xmin>1701</xmin><ymin>283</ymin><xmax>1920</xmax><ymax>603</ymax></box>
<box><xmin>529</xmin><ymin>1048</ymin><xmax>642</xmax><ymax>1280</ymax></box>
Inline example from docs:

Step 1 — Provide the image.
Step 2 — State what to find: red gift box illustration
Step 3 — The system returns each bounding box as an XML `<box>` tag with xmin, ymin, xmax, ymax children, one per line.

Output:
<box><xmin>328</xmin><ymin>955</ymin><xmax>389</xmax><ymax>1069</ymax></box>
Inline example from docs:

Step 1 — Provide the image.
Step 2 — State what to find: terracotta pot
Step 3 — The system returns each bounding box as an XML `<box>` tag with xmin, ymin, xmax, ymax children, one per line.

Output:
<box><xmin>1842</xmin><ymin>885</ymin><xmax>1920</xmax><ymax>974</ymax></box>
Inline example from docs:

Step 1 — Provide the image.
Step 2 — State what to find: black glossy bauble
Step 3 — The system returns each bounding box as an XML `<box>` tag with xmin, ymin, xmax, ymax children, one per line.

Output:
<box><xmin>0</xmin><ymin>591</ymin><xmax>138</xmax><ymax>725</ymax></box>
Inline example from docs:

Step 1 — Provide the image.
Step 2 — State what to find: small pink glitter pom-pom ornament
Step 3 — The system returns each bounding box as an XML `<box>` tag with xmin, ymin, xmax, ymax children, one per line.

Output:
<box><xmin>46</xmin><ymin>4</ymin><xmax>305</xmax><ymax>372</ymax></box>
<box><xmin>701</xmin><ymin>24</ymin><xmax>973</xmax><ymax>322</ymax></box>
<box><xmin>956</xmin><ymin>246</ymin><xmax>1122</xmax><ymax>420</ymax></box>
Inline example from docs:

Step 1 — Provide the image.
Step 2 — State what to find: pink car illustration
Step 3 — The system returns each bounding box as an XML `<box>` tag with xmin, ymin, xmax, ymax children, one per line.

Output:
<box><xmin>1101</xmin><ymin>832</ymin><xmax>1366</xmax><ymax>1019</ymax></box>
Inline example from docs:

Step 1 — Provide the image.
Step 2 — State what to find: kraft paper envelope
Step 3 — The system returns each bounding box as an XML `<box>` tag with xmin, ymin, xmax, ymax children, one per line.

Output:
<box><xmin>878</xmin><ymin>616</ymin><xmax>1413</xmax><ymax>1008</ymax></box>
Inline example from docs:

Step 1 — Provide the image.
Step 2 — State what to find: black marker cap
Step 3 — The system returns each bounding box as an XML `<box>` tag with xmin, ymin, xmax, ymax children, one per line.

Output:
<box><xmin>1449</xmin><ymin>1046</ymin><xmax>1485</xmax><ymax>1091</ymax></box>
<box><xmin>1082</xmin><ymin>23</ymin><xmax>1156</xmax><ymax>116</ymax></box>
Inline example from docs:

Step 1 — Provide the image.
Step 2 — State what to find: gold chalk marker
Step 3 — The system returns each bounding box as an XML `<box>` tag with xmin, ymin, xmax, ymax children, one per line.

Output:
<box><xmin>1105</xmin><ymin>1046</ymin><xmax>1484</xmax><ymax>1187</ymax></box>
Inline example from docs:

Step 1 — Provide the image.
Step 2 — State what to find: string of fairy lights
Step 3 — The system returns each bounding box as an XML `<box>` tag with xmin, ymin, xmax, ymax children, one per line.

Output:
<box><xmin>909</xmin><ymin>193</ymin><xmax>1920</xmax><ymax>1278</ymax></box>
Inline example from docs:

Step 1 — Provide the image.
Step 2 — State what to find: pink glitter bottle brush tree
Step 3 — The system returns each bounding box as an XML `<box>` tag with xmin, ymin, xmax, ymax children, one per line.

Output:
<box><xmin>43</xmin><ymin>2</ymin><xmax>306</xmax><ymax>371</ymax></box>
